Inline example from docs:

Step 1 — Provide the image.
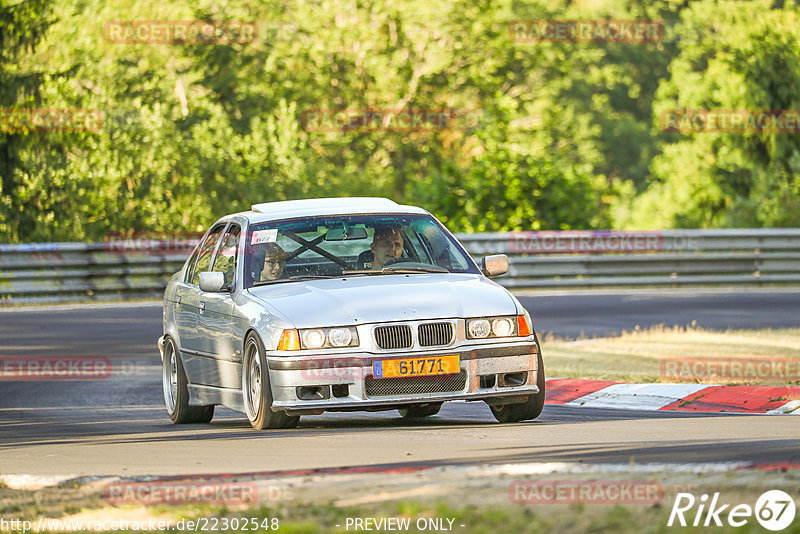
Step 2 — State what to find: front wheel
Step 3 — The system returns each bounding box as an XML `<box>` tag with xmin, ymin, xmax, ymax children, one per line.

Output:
<box><xmin>162</xmin><ymin>337</ymin><xmax>214</xmax><ymax>424</ymax></box>
<box><xmin>242</xmin><ymin>332</ymin><xmax>300</xmax><ymax>430</ymax></box>
<box><xmin>489</xmin><ymin>335</ymin><xmax>545</xmax><ymax>423</ymax></box>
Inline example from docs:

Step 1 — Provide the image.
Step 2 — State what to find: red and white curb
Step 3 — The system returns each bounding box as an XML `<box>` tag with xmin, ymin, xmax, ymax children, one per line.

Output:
<box><xmin>545</xmin><ymin>379</ymin><xmax>800</xmax><ymax>414</ymax></box>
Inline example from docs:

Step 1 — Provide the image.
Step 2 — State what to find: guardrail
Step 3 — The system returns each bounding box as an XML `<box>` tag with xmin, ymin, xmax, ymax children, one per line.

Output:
<box><xmin>459</xmin><ymin>229</ymin><xmax>800</xmax><ymax>288</ymax></box>
<box><xmin>0</xmin><ymin>243</ymin><xmax>188</xmax><ymax>305</ymax></box>
<box><xmin>1</xmin><ymin>229</ymin><xmax>799</xmax><ymax>304</ymax></box>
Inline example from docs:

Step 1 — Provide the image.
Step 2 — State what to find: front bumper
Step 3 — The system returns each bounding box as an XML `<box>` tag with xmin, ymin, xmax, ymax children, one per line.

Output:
<box><xmin>265</xmin><ymin>341</ymin><xmax>539</xmax><ymax>412</ymax></box>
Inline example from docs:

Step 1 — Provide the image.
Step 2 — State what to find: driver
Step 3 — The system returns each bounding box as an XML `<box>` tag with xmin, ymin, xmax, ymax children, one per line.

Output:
<box><xmin>370</xmin><ymin>226</ymin><xmax>404</xmax><ymax>269</ymax></box>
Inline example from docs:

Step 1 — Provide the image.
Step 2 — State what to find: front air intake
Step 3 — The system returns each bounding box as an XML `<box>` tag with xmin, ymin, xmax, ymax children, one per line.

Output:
<box><xmin>365</xmin><ymin>371</ymin><xmax>467</xmax><ymax>397</ymax></box>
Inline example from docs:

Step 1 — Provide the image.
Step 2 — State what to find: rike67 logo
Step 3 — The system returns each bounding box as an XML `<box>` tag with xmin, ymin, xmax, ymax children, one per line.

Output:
<box><xmin>668</xmin><ymin>490</ymin><xmax>796</xmax><ymax>531</ymax></box>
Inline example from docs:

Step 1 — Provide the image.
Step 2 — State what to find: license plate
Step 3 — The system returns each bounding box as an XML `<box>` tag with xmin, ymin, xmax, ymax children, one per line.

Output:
<box><xmin>372</xmin><ymin>355</ymin><xmax>460</xmax><ymax>379</ymax></box>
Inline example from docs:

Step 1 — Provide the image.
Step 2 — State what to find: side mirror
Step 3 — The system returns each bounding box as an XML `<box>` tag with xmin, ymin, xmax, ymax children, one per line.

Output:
<box><xmin>481</xmin><ymin>254</ymin><xmax>509</xmax><ymax>277</ymax></box>
<box><xmin>199</xmin><ymin>271</ymin><xmax>228</xmax><ymax>292</ymax></box>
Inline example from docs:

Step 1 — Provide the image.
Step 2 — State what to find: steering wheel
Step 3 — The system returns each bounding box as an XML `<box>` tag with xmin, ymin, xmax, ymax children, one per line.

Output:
<box><xmin>382</xmin><ymin>258</ymin><xmax>407</xmax><ymax>267</ymax></box>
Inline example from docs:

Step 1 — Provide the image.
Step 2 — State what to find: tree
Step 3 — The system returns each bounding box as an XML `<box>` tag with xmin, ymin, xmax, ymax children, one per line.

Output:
<box><xmin>623</xmin><ymin>0</ymin><xmax>800</xmax><ymax>228</ymax></box>
<box><xmin>0</xmin><ymin>0</ymin><xmax>57</xmax><ymax>241</ymax></box>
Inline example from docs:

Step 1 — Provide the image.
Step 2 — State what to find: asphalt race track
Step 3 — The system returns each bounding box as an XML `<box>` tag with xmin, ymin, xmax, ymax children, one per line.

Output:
<box><xmin>1</xmin><ymin>288</ymin><xmax>799</xmax><ymax>478</ymax></box>
<box><xmin>517</xmin><ymin>288</ymin><xmax>800</xmax><ymax>338</ymax></box>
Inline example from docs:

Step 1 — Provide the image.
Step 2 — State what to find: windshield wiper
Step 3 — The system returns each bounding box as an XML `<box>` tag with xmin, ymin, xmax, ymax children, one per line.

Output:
<box><xmin>383</xmin><ymin>266</ymin><xmax>448</xmax><ymax>273</ymax></box>
<box><xmin>340</xmin><ymin>269</ymin><xmax>382</xmax><ymax>276</ymax></box>
<box><xmin>253</xmin><ymin>275</ymin><xmax>334</xmax><ymax>286</ymax></box>
<box><xmin>341</xmin><ymin>266</ymin><xmax>448</xmax><ymax>276</ymax></box>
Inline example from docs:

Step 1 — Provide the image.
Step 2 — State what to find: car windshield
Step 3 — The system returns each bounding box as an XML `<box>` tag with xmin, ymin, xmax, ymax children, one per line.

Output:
<box><xmin>244</xmin><ymin>214</ymin><xmax>479</xmax><ymax>287</ymax></box>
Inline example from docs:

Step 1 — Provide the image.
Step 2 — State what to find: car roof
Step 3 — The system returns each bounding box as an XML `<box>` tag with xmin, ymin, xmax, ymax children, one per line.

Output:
<box><xmin>236</xmin><ymin>197</ymin><xmax>429</xmax><ymax>224</ymax></box>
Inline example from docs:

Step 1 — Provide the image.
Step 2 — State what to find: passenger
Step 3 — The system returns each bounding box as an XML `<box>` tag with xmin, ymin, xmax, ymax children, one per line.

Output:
<box><xmin>370</xmin><ymin>226</ymin><xmax>404</xmax><ymax>269</ymax></box>
<box><xmin>260</xmin><ymin>242</ymin><xmax>287</xmax><ymax>281</ymax></box>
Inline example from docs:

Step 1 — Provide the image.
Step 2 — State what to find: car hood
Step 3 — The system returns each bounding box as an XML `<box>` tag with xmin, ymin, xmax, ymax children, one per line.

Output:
<box><xmin>246</xmin><ymin>274</ymin><xmax>517</xmax><ymax>327</ymax></box>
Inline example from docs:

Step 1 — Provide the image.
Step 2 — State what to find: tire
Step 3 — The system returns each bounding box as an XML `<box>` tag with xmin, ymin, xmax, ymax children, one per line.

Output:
<box><xmin>162</xmin><ymin>336</ymin><xmax>214</xmax><ymax>424</ymax></box>
<box><xmin>489</xmin><ymin>334</ymin><xmax>546</xmax><ymax>423</ymax></box>
<box><xmin>398</xmin><ymin>402</ymin><xmax>443</xmax><ymax>418</ymax></box>
<box><xmin>242</xmin><ymin>332</ymin><xmax>300</xmax><ymax>430</ymax></box>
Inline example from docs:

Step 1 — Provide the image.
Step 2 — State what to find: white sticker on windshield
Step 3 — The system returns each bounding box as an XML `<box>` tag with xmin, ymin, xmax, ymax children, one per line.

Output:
<box><xmin>251</xmin><ymin>229</ymin><xmax>278</xmax><ymax>245</ymax></box>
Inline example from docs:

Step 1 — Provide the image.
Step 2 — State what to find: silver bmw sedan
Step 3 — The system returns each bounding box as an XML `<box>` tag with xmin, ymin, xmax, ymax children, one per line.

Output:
<box><xmin>159</xmin><ymin>197</ymin><xmax>544</xmax><ymax>429</ymax></box>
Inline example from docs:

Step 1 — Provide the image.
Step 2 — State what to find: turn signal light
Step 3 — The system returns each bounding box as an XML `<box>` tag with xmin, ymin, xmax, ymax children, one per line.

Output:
<box><xmin>277</xmin><ymin>329</ymin><xmax>301</xmax><ymax>351</ymax></box>
<box><xmin>517</xmin><ymin>315</ymin><xmax>532</xmax><ymax>337</ymax></box>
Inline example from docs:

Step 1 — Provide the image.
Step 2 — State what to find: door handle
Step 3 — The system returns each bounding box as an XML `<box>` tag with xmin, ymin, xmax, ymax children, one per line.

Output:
<box><xmin>199</xmin><ymin>301</ymin><xmax>206</xmax><ymax>311</ymax></box>
<box><xmin>175</xmin><ymin>296</ymin><xmax>181</xmax><ymax>304</ymax></box>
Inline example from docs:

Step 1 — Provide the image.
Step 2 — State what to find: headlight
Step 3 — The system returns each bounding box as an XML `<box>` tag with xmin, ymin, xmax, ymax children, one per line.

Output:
<box><xmin>467</xmin><ymin>319</ymin><xmax>491</xmax><ymax>338</ymax></box>
<box><xmin>491</xmin><ymin>317</ymin><xmax>514</xmax><ymax>337</ymax></box>
<box><xmin>328</xmin><ymin>327</ymin><xmax>353</xmax><ymax>347</ymax></box>
<box><xmin>467</xmin><ymin>316</ymin><xmax>520</xmax><ymax>339</ymax></box>
<box><xmin>297</xmin><ymin>326</ymin><xmax>359</xmax><ymax>349</ymax></box>
<box><xmin>301</xmin><ymin>329</ymin><xmax>326</xmax><ymax>349</ymax></box>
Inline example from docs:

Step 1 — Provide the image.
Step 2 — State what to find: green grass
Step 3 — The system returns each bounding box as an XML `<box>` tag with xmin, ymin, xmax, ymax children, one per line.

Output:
<box><xmin>141</xmin><ymin>500</ymin><xmax>800</xmax><ymax>534</ymax></box>
<box><xmin>542</xmin><ymin>326</ymin><xmax>800</xmax><ymax>385</ymax></box>
<box><xmin>6</xmin><ymin>499</ymin><xmax>800</xmax><ymax>534</ymax></box>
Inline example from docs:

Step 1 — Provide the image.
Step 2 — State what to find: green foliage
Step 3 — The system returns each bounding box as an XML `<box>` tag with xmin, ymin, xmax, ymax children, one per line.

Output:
<box><xmin>1</xmin><ymin>0</ymin><xmax>799</xmax><ymax>242</ymax></box>
<box><xmin>622</xmin><ymin>0</ymin><xmax>800</xmax><ymax>228</ymax></box>
<box><xmin>0</xmin><ymin>0</ymin><xmax>57</xmax><ymax>240</ymax></box>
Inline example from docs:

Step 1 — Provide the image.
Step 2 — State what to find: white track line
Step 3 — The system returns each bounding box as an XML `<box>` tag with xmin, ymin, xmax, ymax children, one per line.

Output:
<box><xmin>767</xmin><ymin>400</ymin><xmax>800</xmax><ymax>415</ymax></box>
<box><xmin>566</xmin><ymin>383</ymin><xmax>712</xmax><ymax>410</ymax></box>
